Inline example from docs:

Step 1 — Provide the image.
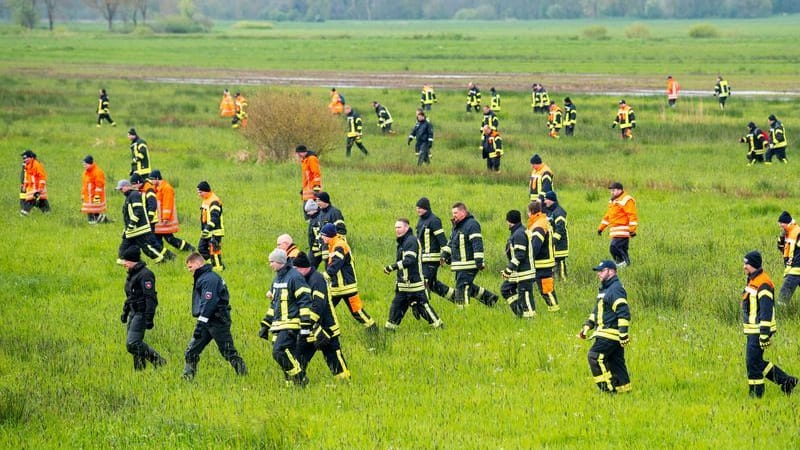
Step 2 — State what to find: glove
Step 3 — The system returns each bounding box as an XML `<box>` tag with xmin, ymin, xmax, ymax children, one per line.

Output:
<box><xmin>193</xmin><ymin>322</ymin><xmax>206</xmax><ymax>340</ymax></box>
<box><xmin>611</xmin><ymin>123</ymin><xmax>617</xmax><ymax>128</ymax></box>
<box><xmin>501</xmin><ymin>268</ymin><xmax>512</xmax><ymax>279</ymax></box>
<box><xmin>759</xmin><ymin>335</ymin><xmax>771</xmax><ymax>349</ymax></box>
<box><xmin>475</xmin><ymin>259</ymin><xmax>484</xmax><ymax>270</ymax></box>
<box><xmin>383</xmin><ymin>264</ymin><xmax>395</xmax><ymax>275</ymax></box>
<box><xmin>597</xmin><ymin>229</ymin><xmax>603</xmax><ymax>236</ymax></box>
<box><xmin>258</xmin><ymin>325</ymin><xmax>270</xmax><ymax>340</ymax></box>
<box><xmin>630</xmin><ymin>232</ymin><xmax>636</xmax><ymax>238</ymax></box>
<box><xmin>201</xmin><ymin>227</ymin><xmax>211</xmax><ymax>239</ymax></box>
<box><xmin>120</xmin><ymin>303</ymin><xmax>130</xmax><ymax>323</ymax></box>
<box><xmin>312</xmin><ymin>326</ymin><xmax>331</xmax><ymax>349</ymax></box>
<box><xmin>619</xmin><ymin>334</ymin><xmax>630</xmax><ymax>347</ymax></box>
<box><xmin>407</xmin><ymin>138</ymin><xmax>412</xmax><ymax>145</ymax></box>
<box><xmin>778</xmin><ymin>236</ymin><xmax>786</xmax><ymax>252</ymax></box>
<box><xmin>145</xmin><ymin>317</ymin><xmax>154</xmax><ymax>330</ymax></box>
<box><xmin>632</xmin><ymin>123</ymin><xmax>636</xmax><ymax>128</ymax></box>
<box><xmin>577</xmin><ymin>325</ymin><xmax>591</xmax><ymax>339</ymax></box>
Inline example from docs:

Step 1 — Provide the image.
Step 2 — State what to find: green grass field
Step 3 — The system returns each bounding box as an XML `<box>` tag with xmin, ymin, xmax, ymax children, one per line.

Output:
<box><xmin>2</xmin><ymin>19</ymin><xmax>800</xmax><ymax>448</ymax></box>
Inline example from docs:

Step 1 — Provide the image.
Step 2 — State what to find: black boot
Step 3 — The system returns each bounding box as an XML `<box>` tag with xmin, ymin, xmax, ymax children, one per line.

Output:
<box><xmin>230</xmin><ymin>356</ymin><xmax>248</xmax><ymax>376</ymax></box>
<box><xmin>182</xmin><ymin>360</ymin><xmax>198</xmax><ymax>380</ymax></box>
<box><xmin>147</xmin><ymin>350</ymin><xmax>167</xmax><ymax>368</ymax></box>
<box><xmin>134</xmin><ymin>355</ymin><xmax>146</xmax><ymax>371</ymax></box>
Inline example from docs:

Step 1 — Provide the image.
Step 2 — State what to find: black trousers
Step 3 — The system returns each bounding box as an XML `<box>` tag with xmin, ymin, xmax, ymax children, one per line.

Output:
<box><xmin>198</xmin><ymin>236</ymin><xmax>224</xmax><ymax>269</ymax></box>
<box><xmin>387</xmin><ymin>289</ymin><xmax>441</xmax><ymax>327</ymax></box>
<box><xmin>346</xmin><ymin>136</ymin><xmax>368</xmax><ymax>156</ymax></box>
<box><xmin>272</xmin><ymin>329</ymin><xmax>304</xmax><ymax>379</ymax></box>
<box><xmin>422</xmin><ymin>262</ymin><xmax>453</xmax><ymax>301</ymax></box>
<box><xmin>609</xmin><ymin>238</ymin><xmax>630</xmax><ymax>265</ymax></box>
<box><xmin>155</xmin><ymin>233</ymin><xmax>193</xmax><ymax>251</ymax></box>
<box><xmin>746</xmin><ymin>334</ymin><xmax>793</xmax><ymax>397</ymax></box>
<box><xmin>125</xmin><ymin>311</ymin><xmax>161</xmax><ymax>370</ymax></box>
<box><xmin>296</xmin><ymin>335</ymin><xmax>348</xmax><ymax>377</ymax></box>
<box><xmin>453</xmin><ymin>269</ymin><xmax>497</xmax><ymax>307</ymax></box>
<box><xmin>184</xmin><ymin>312</ymin><xmax>246</xmax><ymax>377</ymax></box>
<box><xmin>500</xmin><ymin>278</ymin><xmax>536</xmax><ymax>317</ymax></box>
<box><xmin>588</xmin><ymin>337</ymin><xmax>630</xmax><ymax>392</ymax></box>
<box><xmin>416</xmin><ymin>142</ymin><xmax>431</xmax><ymax>165</ymax></box>
<box><xmin>97</xmin><ymin>112</ymin><xmax>114</xmax><ymax>125</ymax></box>
<box><xmin>119</xmin><ymin>234</ymin><xmax>166</xmax><ymax>262</ymax></box>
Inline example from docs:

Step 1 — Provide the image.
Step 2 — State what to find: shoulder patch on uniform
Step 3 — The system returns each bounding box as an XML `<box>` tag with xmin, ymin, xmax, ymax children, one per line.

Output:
<box><xmin>204</xmin><ymin>291</ymin><xmax>213</xmax><ymax>299</ymax></box>
<box><xmin>144</xmin><ymin>281</ymin><xmax>153</xmax><ymax>290</ymax></box>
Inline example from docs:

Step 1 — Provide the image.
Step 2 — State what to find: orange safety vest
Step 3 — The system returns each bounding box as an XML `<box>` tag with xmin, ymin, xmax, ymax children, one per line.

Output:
<box><xmin>220</xmin><ymin>93</ymin><xmax>235</xmax><ymax>117</ymax></box>
<box><xmin>301</xmin><ymin>154</ymin><xmax>322</xmax><ymax>201</ymax></box>
<box><xmin>155</xmin><ymin>180</ymin><xmax>180</xmax><ymax>235</ymax></box>
<box><xmin>598</xmin><ymin>191</ymin><xmax>638</xmax><ymax>238</ymax></box>
<box><xmin>328</xmin><ymin>92</ymin><xmax>344</xmax><ymax>114</ymax></box>
<box><xmin>666</xmin><ymin>78</ymin><xmax>680</xmax><ymax>100</ymax></box>
<box><xmin>22</xmin><ymin>159</ymin><xmax>48</xmax><ymax>201</ymax></box>
<box><xmin>80</xmin><ymin>163</ymin><xmax>106</xmax><ymax>214</ymax></box>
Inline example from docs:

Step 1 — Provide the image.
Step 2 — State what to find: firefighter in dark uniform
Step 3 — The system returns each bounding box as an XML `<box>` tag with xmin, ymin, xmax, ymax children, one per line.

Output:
<box><xmin>415</xmin><ymin>197</ymin><xmax>455</xmax><ymax>303</ymax></box>
<box><xmin>563</xmin><ymin>97</ymin><xmax>577</xmax><ymax>136</ymax></box>
<box><xmin>713</xmin><ymin>75</ymin><xmax>730</xmax><ymax>109</ymax></box>
<box><xmin>543</xmin><ymin>191</ymin><xmax>569</xmax><ymax>280</ymax></box>
<box><xmin>344</xmin><ymin>105</ymin><xmax>369</xmax><ymax>157</ymax></box>
<box><xmin>466</xmin><ymin>82</ymin><xmax>481</xmax><ymax>112</ymax></box>
<box><xmin>740</xmin><ymin>121</ymin><xmax>767</xmax><ymax>165</ymax></box>
<box><xmin>531</xmin><ymin>83</ymin><xmax>551</xmax><ymax>113</ymax></box>
<box><xmin>409</xmin><ymin>110</ymin><xmax>434</xmax><ymax>166</ymax></box>
<box><xmin>115</xmin><ymin>178</ymin><xmax>168</xmax><ymax>264</ymax></box>
<box><xmin>132</xmin><ymin>173</ymin><xmax>176</xmax><ymax>261</ymax></box>
<box><xmin>740</xmin><ymin>251</ymin><xmax>797</xmax><ymax>397</ymax></box>
<box><xmin>197</xmin><ymin>181</ymin><xmax>225</xmax><ymax>271</ymax></box>
<box><xmin>183</xmin><ymin>252</ymin><xmax>247</xmax><ymax>380</ymax></box>
<box><xmin>766</xmin><ymin>114</ymin><xmax>788</xmax><ymax>164</ymax></box>
<box><xmin>481</xmin><ymin>124</ymin><xmax>503</xmax><ymax>172</ymax></box>
<box><xmin>315</xmin><ymin>191</ymin><xmax>347</xmax><ymax>237</ymax></box>
<box><xmin>119</xmin><ymin>246</ymin><xmax>166</xmax><ymax>370</ymax></box>
<box><xmin>441</xmin><ymin>202</ymin><xmax>498</xmax><ymax>308</ymax></box>
<box><xmin>259</xmin><ymin>249</ymin><xmax>312</xmax><ymax>386</ymax></box>
<box><xmin>97</xmin><ymin>88</ymin><xmax>116</xmax><ymax>127</ymax></box>
<box><xmin>547</xmin><ymin>102</ymin><xmax>563</xmax><ymax>139</ymax></box>
<box><xmin>490</xmin><ymin>87</ymin><xmax>501</xmax><ymax>112</ymax></box>
<box><xmin>611</xmin><ymin>100</ymin><xmax>636</xmax><ymax>140</ymax></box>
<box><xmin>420</xmin><ymin>84</ymin><xmax>437</xmax><ymax>111</ymax></box>
<box><xmin>305</xmin><ymin>200</ymin><xmax>327</xmax><ymax>270</ymax></box>
<box><xmin>500</xmin><ymin>210</ymin><xmax>536</xmax><ymax>318</ymax></box>
<box><xmin>372</xmin><ymin>101</ymin><xmax>395</xmax><ymax>135</ymax></box>
<box><xmin>292</xmin><ymin>252</ymin><xmax>351</xmax><ymax>380</ymax></box>
<box><xmin>577</xmin><ymin>260</ymin><xmax>631</xmax><ymax>393</ymax></box>
<box><xmin>127</xmin><ymin>128</ymin><xmax>151</xmax><ymax>176</ymax></box>
<box><xmin>482</xmin><ymin>105</ymin><xmax>499</xmax><ymax>132</ymax></box>
<box><xmin>777</xmin><ymin>211</ymin><xmax>800</xmax><ymax>306</ymax></box>
<box><xmin>527</xmin><ymin>200</ymin><xmax>559</xmax><ymax>312</ymax></box>
<box><xmin>384</xmin><ymin>218</ymin><xmax>443</xmax><ymax>330</ymax></box>
<box><xmin>529</xmin><ymin>154</ymin><xmax>554</xmax><ymax>201</ymax></box>
<box><xmin>320</xmin><ymin>223</ymin><xmax>377</xmax><ymax>330</ymax></box>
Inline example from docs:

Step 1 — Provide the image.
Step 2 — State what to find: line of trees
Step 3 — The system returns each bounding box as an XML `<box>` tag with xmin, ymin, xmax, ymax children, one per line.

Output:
<box><xmin>2</xmin><ymin>0</ymin><xmax>799</xmax><ymax>30</ymax></box>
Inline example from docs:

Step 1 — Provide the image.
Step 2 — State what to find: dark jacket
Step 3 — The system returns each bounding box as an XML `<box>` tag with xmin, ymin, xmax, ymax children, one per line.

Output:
<box><xmin>129</xmin><ymin>136</ymin><xmax>150</xmax><ymax>175</ymax></box>
<box><xmin>391</xmin><ymin>229</ymin><xmax>426</xmax><ymax>292</ymax></box>
<box><xmin>546</xmin><ymin>202</ymin><xmax>569</xmax><ymax>258</ymax></box>
<box><xmin>125</xmin><ymin>262</ymin><xmax>158</xmax><ymax>322</ymax></box>
<box><xmin>263</xmin><ymin>264</ymin><xmax>311</xmax><ymax>332</ymax></box>
<box><xmin>416</xmin><ymin>210</ymin><xmax>447</xmax><ymax>263</ymax></box>
<box><xmin>443</xmin><ymin>213</ymin><xmax>485</xmax><ymax>271</ymax></box>
<box><xmin>122</xmin><ymin>190</ymin><xmax>151</xmax><ymax>238</ymax></box>
<box><xmin>409</xmin><ymin>119</ymin><xmax>434</xmax><ymax>150</ymax></box>
<box><xmin>303</xmin><ymin>267</ymin><xmax>341</xmax><ymax>341</ymax></box>
<box><xmin>319</xmin><ymin>205</ymin><xmax>347</xmax><ymax>236</ymax></box>
<box><xmin>584</xmin><ymin>275</ymin><xmax>630</xmax><ymax>342</ymax></box>
<box><xmin>191</xmin><ymin>264</ymin><xmax>230</xmax><ymax>319</ymax></box>
<box><xmin>505</xmin><ymin>223</ymin><xmax>535</xmax><ymax>281</ymax></box>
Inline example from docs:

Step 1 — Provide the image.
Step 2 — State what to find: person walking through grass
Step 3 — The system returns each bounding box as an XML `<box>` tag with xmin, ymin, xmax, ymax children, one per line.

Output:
<box><xmin>408</xmin><ymin>110</ymin><xmax>434</xmax><ymax>166</ymax></box>
<box><xmin>739</xmin><ymin>250</ymin><xmax>797</xmax><ymax>398</ymax></box>
<box><xmin>597</xmin><ymin>181</ymin><xmax>637</xmax><ymax>268</ymax></box>
<box><xmin>96</xmin><ymin>88</ymin><xmax>116</xmax><ymax>127</ymax></box>
<box><xmin>577</xmin><ymin>260</ymin><xmax>631</xmax><ymax>393</ymax></box>
<box><xmin>20</xmin><ymin>149</ymin><xmax>50</xmax><ymax>216</ymax></box>
<box><xmin>80</xmin><ymin>155</ymin><xmax>107</xmax><ymax>224</ymax></box>
<box><xmin>415</xmin><ymin>197</ymin><xmax>454</xmax><ymax>303</ymax></box>
<box><xmin>500</xmin><ymin>209</ymin><xmax>536</xmax><ymax>318</ymax></box>
<box><xmin>344</xmin><ymin>105</ymin><xmax>368</xmax><ymax>157</ymax></box>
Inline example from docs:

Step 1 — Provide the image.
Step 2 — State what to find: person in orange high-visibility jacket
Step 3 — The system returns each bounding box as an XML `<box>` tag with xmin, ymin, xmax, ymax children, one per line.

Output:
<box><xmin>328</xmin><ymin>88</ymin><xmax>344</xmax><ymax>115</ymax></box>
<box><xmin>547</xmin><ymin>102</ymin><xmax>563</xmax><ymax>139</ymax></box>
<box><xmin>149</xmin><ymin>170</ymin><xmax>195</xmax><ymax>253</ymax></box>
<box><xmin>527</xmin><ymin>200</ymin><xmax>559</xmax><ymax>312</ymax></box>
<box><xmin>295</xmin><ymin>145</ymin><xmax>322</xmax><ymax>217</ymax></box>
<box><xmin>20</xmin><ymin>149</ymin><xmax>50</xmax><ymax>215</ymax></box>
<box><xmin>597</xmin><ymin>181</ymin><xmax>638</xmax><ymax>267</ymax></box>
<box><xmin>320</xmin><ymin>223</ymin><xmax>377</xmax><ymax>331</ymax></box>
<box><xmin>528</xmin><ymin>153</ymin><xmax>553</xmax><ymax>201</ymax></box>
<box><xmin>666</xmin><ymin>76</ymin><xmax>680</xmax><ymax>108</ymax></box>
<box><xmin>81</xmin><ymin>155</ymin><xmax>107</xmax><ymax>224</ymax></box>
<box><xmin>219</xmin><ymin>89</ymin><xmax>235</xmax><ymax>118</ymax></box>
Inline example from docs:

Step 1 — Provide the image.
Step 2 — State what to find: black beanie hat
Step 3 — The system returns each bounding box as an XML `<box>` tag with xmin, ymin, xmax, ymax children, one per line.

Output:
<box><xmin>416</xmin><ymin>197</ymin><xmax>431</xmax><ymax>211</ymax></box>
<box><xmin>293</xmin><ymin>252</ymin><xmax>311</xmax><ymax>268</ymax></box>
<box><xmin>128</xmin><ymin>128</ymin><xmax>137</xmax><ymax>136</ymax></box>
<box><xmin>129</xmin><ymin>173</ymin><xmax>145</xmax><ymax>185</ymax></box>
<box><xmin>295</xmin><ymin>145</ymin><xmax>308</xmax><ymax>153</ymax></box>
<box><xmin>778</xmin><ymin>211</ymin><xmax>793</xmax><ymax>224</ymax></box>
<box><xmin>769</xmin><ymin>114</ymin><xmax>777</xmax><ymax>122</ymax></box>
<box><xmin>544</xmin><ymin>191</ymin><xmax>558</xmax><ymax>202</ymax></box>
<box><xmin>747</xmin><ymin>122</ymin><xmax>756</xmax><ymax>129</ymax></box>
<box><xmin>122</xmin><ymin>246</ymin><xmax>141</xmax><ymax>263</ymax></box>
<box><xmin>148</xmin><ymin>169</ymin><xmax>162</xmax><ymax>180</ymax></box>
<box><xmin>315</xmin><ymin>191</ymin><xmax>331</xmax><ymax>204</ymax></box>
<box><xmin>530</xmin><ymin>154</ymin><xmax>542</xmax><ymax>164</ymax></box>
<box><xmin>197</xmin><ymin>181</ymin><xmax>211</xmax><ymax>192</ymax></box>
<box><xmin>505</xmin><ymin>210</ymin><xmax>521</xmax><ymax>224</ymax></box>
<box><xmin>83</xmin><ymin>155</ymin><xmax>94</xmax><ymax>164</ymax></box>
<box><xmin>744</xmin><ymin>251</ymin><xmax>762</xmax><ymax>269</ymax></box>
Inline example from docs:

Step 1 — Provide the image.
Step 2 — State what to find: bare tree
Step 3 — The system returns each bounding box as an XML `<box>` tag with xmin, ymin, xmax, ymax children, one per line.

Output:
<box><xmin>42</xmin><ymin>0</ymin><xmax>57</xmax><ymax>30</ymax></box>
<box><xmin>85</xmin><ymin>0</ymin><xmax>123</xmax><ymax>30</ymax></box>
<box><xmin>135</xmin><ymin>0</ymin><xmax>149</xmax><ymax>24</ymax></box>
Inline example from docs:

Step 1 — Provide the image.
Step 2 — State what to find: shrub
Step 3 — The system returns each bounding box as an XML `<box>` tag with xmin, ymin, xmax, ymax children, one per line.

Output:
<box><xmin>625</xmin><ymin>23</ymin><xmax>650</xmax><ymax>39</ymax></box>
<box><xmin>233</xmin><ymin>21</ymin><xmax>274</xmax><ymax>30</ymax></box>
<box><xmin>152</xmin><ymin>15</ymin><xmax>213</xmax><ymax>34</ymax></box>
<box><xmin>582</xmin><ymin>25</ymin><xmax>609</xmax><ymax>40</ymax></box>
<box><xmin>688</xmin><ymin>23</ymin><xmax>719</xmax><ymax>38</ymax></box>
<box><xmin>240</xmin><ymin>91</ymin><xmax>340</xmax><ymax>162</ymax></box>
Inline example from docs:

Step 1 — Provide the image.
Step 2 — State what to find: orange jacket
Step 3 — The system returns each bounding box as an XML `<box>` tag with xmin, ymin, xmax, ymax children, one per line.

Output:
<box><xmin>22</xmin><ymin>158</ymin><xmax>48</xmax><ymax>201</ymax></box>
<box><xmin>598</xmin><ymin>191</ymin><xmax>638</xmax><ymax>238</ymax></box>
<box><xmin>155</xmin><ymin>180</ymin><xmax>180</xmax><ymax>234</ymax></box>
<box><xmin>81</xmin><ymin>163</ymin><xmax>106</xmax><ymax>214</ymax></box>
<box><xmin>666</xmin><ymin>78</ymin><xmax>680</xmax><ymax>99</ymax></box>
<box><xmin>328</xmin><ymin>91</ymin><xmax>344</xmax><ymax>114</ymax></box>
<box><xmin>300</xmin><ymin>152</ymin><xmax>322</xmax><ymax>200</ymax></box>
<box><xmin>220</xmin><ymin>93</ymin><xmax>235</xmax><ymax>117</ymax></box>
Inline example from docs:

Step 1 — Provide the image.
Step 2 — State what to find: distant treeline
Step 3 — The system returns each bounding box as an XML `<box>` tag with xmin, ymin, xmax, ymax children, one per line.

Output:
<box><xmin>2</xmin><ymin>0</ymin><xmax>799</xmax><ymax>29</ymax></box>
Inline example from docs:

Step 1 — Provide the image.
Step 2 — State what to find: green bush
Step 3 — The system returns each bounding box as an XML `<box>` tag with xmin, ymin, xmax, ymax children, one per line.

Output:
<box><xmin>233</xmin><ymin>21</ymin><xmax>274</xmax><ymax>30</ymax></box>
<box><xmin>625</xmin><ymin>23</ymin><xmax>650</xmax><ymax>39</ymax></box>
<box><xmin>240</xmin><ymin>91</ymin><xmax>341</xmax><ymax>162</ymax></box>
<box><xmin>688</xmin><ymin>23</ymin><xmax>720</xmax><ymax>38</ymax></box>
<box><xmin>582</xmin><ymin>25</ymin><xmax>609</xmax><ymax>40</ymax></box>
<box><xmin>152</xmin><ymin>15</ymin><xmax>213</xmax><ymax>34</ymax></box>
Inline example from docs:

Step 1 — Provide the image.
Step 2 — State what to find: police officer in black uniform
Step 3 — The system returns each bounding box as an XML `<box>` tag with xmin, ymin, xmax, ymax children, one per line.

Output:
<box><xmin>120</xmin><ymin>246</ymin><xmax>166</xmax><ymax>370</ymax></box>
<box><xmin>182</xmin><ymin>252</ymin><xmax>247</xmax><ymax>380</ymax></box>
